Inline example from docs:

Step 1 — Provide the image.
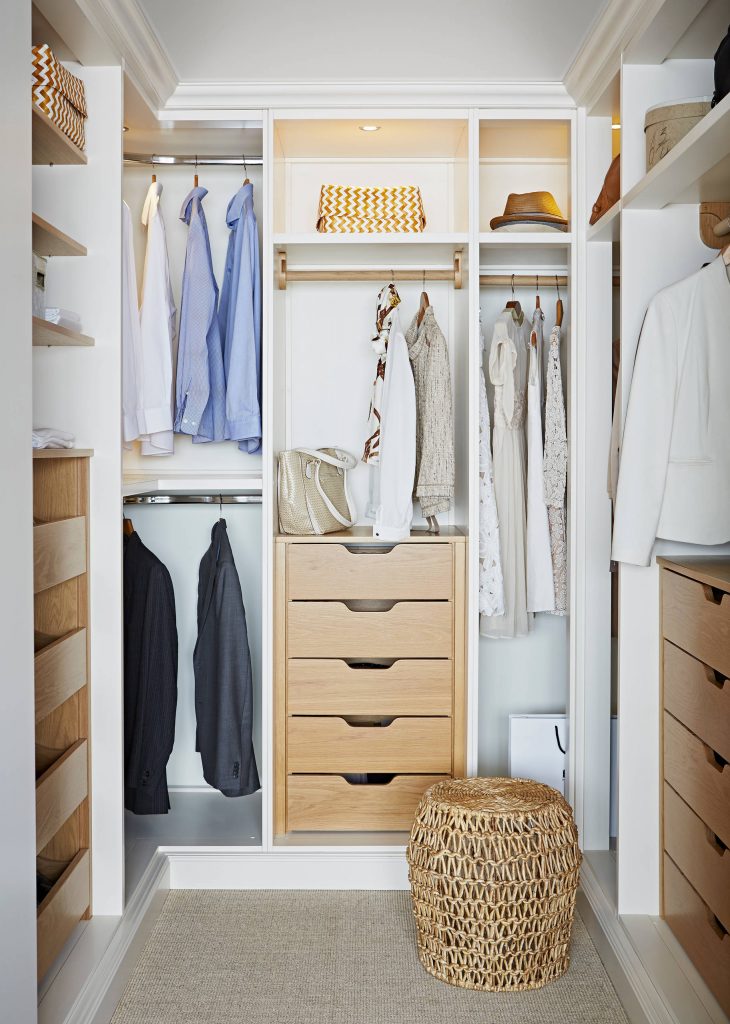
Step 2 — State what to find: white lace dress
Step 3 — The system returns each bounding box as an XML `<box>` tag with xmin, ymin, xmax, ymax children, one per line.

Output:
<box><xmin>526</xmin><ymin>319</ymin><xmax>555</xmax><ymax>613</ymax></box>
<box><xmin>543</xmin><ymin>324</ymin><xmax>568</xmax><ymax>614</ymax></box>
<box><xmin>481</xmin><ymin>310</ymin><xmax>531</xmax><ymax>639</ymax></box>
<box><xmin>478</xmin><ymin>323</ymin><xmax>504</xmax><ymax>621</ymax></box>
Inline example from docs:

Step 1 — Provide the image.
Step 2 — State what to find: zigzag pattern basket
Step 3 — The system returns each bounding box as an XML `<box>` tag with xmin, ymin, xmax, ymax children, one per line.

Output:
<box><xmin>32</xmin><ymin>44</ymin><xmax>87</xmax><ymax>151</ymax></box>
<box><xmin>406</xmin><ymin>777</ymin><xmax>582</xmax><ymax>992</ymax></box>
<box><xmin>316</xmin><ymin>185</ymin><xmax>426</xmax><ymax>233</ymax></box>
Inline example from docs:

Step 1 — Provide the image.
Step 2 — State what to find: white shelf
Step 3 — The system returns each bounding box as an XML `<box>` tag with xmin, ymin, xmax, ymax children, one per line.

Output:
<box><xmin>273</xmin><ymin>232</ymin><xmax>468</xmax><ymax>246</ymax></box>
<box><xmin>479</xmin><ymin>232</ymin><xmax>572</xmax><ymax>246</ymax></box>
<box><xmin>587</xmin><ymin>202</ymin><xmax>621</xmax><ymax>242</ymax></box>
<box><xmin>623</xmin><ymin>92</ymin><xmax>730</xmax><ymax>210</ymax></box>
<box><xmin>122</xmin><ymin>472</ymin><xmax>263</xmax><ymax>498</ymax></box>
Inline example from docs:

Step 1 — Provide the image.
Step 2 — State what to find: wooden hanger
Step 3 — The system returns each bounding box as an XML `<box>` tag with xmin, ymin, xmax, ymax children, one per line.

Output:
<box><xmin>123</xmin><ymin>517</ymin><xmax>135</xmax><ymax>537</ymax></box>
<box><xmin>151</xmin><ymin>154</ymin><xmax>156</xmax><ymax>184</ymax></box>
<box><xmin>193</xmin><ymin>155</ymin><xmax>199</xmax><ymax>188</ymax></box>
<box><xmin>417</xmin><ymin>270</ymin><xmax>430</xmax><ymax>328</ymax></box>
<box><xmin>555</xmin><ymin>274</ymin><xmax>564</xmax><ymax>327</ymax></box>
<box><xmin>535</xmin><ymin>274</ymin><xmax>541</xmax><ymax>310</ymax></box>
<box><xmin>242</xmin><ymin>154</ymin><xmax>250</xmax><ymax>186</ymax></box>
<box><xmin>505</xmin><ymin>273</ymin><xmax>522</xmax><ymax>321</ymax></box>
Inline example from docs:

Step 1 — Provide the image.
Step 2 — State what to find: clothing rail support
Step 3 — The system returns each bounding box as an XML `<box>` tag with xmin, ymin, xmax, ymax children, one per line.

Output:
<box><xmin>123</xmin><ymin>494</ymin><xmax>262</xmax><ymax>505</ymax></box>
<box><xmin>276</xmin><ymin>249</ymin><xmax>463</xmax><ymax>290</ymax></box>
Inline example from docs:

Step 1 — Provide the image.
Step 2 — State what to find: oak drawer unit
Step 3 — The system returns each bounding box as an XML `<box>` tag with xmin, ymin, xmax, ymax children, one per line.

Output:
<box><xmin>275</xmin><ymin>530</ymin><xmax>467</xmax><ymax>836</ymax></box>
<box><xmin>659</xmin><ymin>557</ymin><xmax>730</xmax><ymax>1017</ymax></box>
<box><xmin>33</xmin><ymin>451</ymin><xmax>92</xmax><ymax>979</ymax></box>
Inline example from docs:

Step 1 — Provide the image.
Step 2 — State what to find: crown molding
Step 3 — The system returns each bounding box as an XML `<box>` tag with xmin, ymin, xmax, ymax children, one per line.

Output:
<box><xmin>74</xmin><ymin>0</ymin><xmax>178</xmax><ymax>110</ymax></box>
<box><xmin>164</xmin><ymin>79</ymin><xmax>574</xmax><ymax>113</ymax></box>
<box><xmin>564</xmin><ymin>0</ymin><xmax>666</xmax><ymax>109</ymax></box>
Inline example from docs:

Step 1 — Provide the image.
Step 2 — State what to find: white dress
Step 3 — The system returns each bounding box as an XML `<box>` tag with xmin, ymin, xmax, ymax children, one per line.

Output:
<box><xmin>543</xmin><ymin>324</ymin><xmax>568</xmax><ymax>614</ymax></box>
<box><xmin>482</xmin><ymin>310</ymin><xmax>531</xmax><ymax>639</ymax></box>
<box><xmin>478</xmin><ymin>322</ymin><xmax>505</xmax><ymax>621</ymax></box>
<box><xmin>526</xmin><ymin>324</ymin><xmax>555</xmax><ymax>613</ymax></box>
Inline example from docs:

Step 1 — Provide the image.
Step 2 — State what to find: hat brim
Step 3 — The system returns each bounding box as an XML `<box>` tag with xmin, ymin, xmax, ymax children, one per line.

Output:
<box><xmin>489</xmin><ymin>214</ymin><xmax>568</xmax><ymax>231</ymax></box>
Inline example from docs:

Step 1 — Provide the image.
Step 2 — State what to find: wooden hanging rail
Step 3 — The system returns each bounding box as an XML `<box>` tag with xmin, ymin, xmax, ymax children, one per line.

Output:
<box><xmin>277</xmin><ymin>250</ymin><xmax>463</xmax><ymax>290</ymax></box>
<box><xmin>479</xmin><ymin>274</ymin><xmax>568</xmax><ymax>287</ymax></box>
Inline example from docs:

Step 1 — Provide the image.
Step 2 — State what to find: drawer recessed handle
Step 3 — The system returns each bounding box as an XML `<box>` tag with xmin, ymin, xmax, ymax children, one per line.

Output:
<box><xmin>703</xmin><ymin>665</ymin><xmax>727</xmax><ymax>689</ymax></box>
<box><xmin>342</xmin><ymin>716</ymin><xmax>395</xmax><ymax>728</ymax></box>
<box><xmin>702</xmin><ymin>742</ymin><xmax>727</xmax><ymax>773</ymax></box>
<box><xmin>701</xmin><ymin>584</ymin><xmax>725</xmax><ymax>606</ymax></box>
<box><xmin>707</xmin><ymin>910</ymin><xmax>728</xmax><ymax>942</ymax></box>
<box><xmin>342</xmin><ymin>773</ymin><xmax>397</xmax><ymax>786</ymax></box>
<box><xmin>343</xmin><ymin>545</ymin><xmax>397</xmax><ymax>555</ymax></box>
<box><xmin>705</xmin><ymin>827</ymin><xmax>727</xmax><ymax>857</ymax></box>
<box><xmin>342</xmin><ymin>600</ymin><xmax>399</xmax><ymax>612</ymax></box>
<box><xmin>344</xmin><ymin>659</ymin><xmax>398</xmax><ymax>670</ymax></box>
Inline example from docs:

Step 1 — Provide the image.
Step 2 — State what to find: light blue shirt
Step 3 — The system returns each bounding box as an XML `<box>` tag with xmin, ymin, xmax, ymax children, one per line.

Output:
<box><xmin>174</xmin><ymin>187</ymin><xmax>226</xmax><ymax>443</ymax></box>
<box><xmin>218</xmin><ymin>183</ymin><xmax>262</xmax><ymax>454</ymax></box>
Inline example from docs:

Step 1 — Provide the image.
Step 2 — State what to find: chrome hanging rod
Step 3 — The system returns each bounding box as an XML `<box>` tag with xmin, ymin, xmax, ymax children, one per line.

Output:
<box><xmin>124</xmin><ymin>154</ymin><xmax>264</xmax><ymax>167</ymax></box>
<box><xmin>123</xmin><ymin>494</ymin><xmax>261</xmax><ymax>505</ymax></box>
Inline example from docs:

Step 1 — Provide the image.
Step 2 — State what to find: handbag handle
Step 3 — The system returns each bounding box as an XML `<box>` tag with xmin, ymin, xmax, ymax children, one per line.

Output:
<box><xmin>296</xmin><ymin>448</ymin><xmax>357</xmax><ymax>528</ymax></box>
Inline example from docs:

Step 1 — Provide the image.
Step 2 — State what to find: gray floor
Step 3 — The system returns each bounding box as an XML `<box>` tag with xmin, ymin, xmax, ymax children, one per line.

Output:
<box><xmin>110</xmin><ymin>890</ymin><xmax>629</xmax><ymax>1024</ymax></box>
<box><xmin>125</xmin><ymin>791</ymin><xmax>262</xmax><ymax>897</ymax></box>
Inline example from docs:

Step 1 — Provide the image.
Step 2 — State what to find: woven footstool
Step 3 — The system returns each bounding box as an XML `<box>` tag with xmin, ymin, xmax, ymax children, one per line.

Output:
<box><xmin>406</xmin><ymin>777</ymin><xmax>582</xmax><ymax>991</ymax></box>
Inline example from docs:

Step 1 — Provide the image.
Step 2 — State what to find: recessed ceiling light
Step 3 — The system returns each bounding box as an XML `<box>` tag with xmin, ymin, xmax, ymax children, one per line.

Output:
<box><xmin>611</xmin><ymin>123</ymin><xmax>621</xmax><ymax>130</ymax></box>
<box><xmin>359</xmin><ymin>125</ymin><xmax>381</xmax><ymax>132</ymax></box>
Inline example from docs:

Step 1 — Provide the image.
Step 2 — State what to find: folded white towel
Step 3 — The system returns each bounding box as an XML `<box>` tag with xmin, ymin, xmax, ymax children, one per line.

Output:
<box><xmin>32</xmin><ymin>427</ymin><xmax>76</xmax><ymax>450</ymax></box>
<box><xmin>44</xmin><ymin>308</ymin><xmax>82</xmax><ymax>330</ymax></box>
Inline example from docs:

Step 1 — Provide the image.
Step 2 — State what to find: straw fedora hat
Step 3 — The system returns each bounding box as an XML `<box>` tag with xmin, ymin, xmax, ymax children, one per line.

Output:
<box><xmin>490</xmin><ymin>191</ymin><xmax>568</xmax><ymax>231</ymax></box>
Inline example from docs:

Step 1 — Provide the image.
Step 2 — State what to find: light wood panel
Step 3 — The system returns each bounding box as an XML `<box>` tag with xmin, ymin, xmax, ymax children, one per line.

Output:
<box><xmin>452</xmin><ymin>540</ymin><xmax>467</xmax><ymax>777</ymax></box>
<box><xmin>287</xmin><ymin>659</ymin><xmax>452</xmax><ymax>715</ymax></box>
<box><xmin>32</xmin><ymin>213</ymin><xmax>86</xmax><ymax>257</ymax></box>
<box><xmin>36</xmin><ymin>850</ymin><xmax>90</xmax><ymax>980</ymax></box>
<box><xmin>664</xmin><ymin>783</ymin><xmax>730</xmax><ymax>933</ymax></box>
<box><xmin>34</xmin><ymin>628</ymin><xmax>87</xmax><ymax>723</ymax></box>
<box><xmin>287</xmin><ymin>542</ymin><xmax>452</xmax><ymax>600</ymax></box>
<box><xmin>662</xmin><ymin>569</ymin><xmax>730</xmax><ymax>676</ymax></box>
<box><xmin>663</xmin><ymin>854</ymin><xmax>730</xmax><ymax>1018</ymax></box>
<box><xmin>35</xmin><ymin>740</ymin><xmax>87</xmax><ymax>854</ymax></box>
<box><xmin>659</xmin><ymin>556</ymin><xmax>730</xmax><ymax>592</ymax></box>
<box><xmin>664</xmin><ymin>712</ymin><xmax>730</xmax><ymax>848</ymax></box>
<box><xmin>276</xmin><ymin>527</ymin><xmax>464</xmax><ymax>544</ymax></box>
<box><xmin>32</xmin><ymin>316</ymin><xmax>94</xmax><ymax>348</ymax></box>
<box><xmin>287</xmin><ymin>601</ymin><xmax>452</xmax><ymax>658</ymax></box>
<box><xmin>33</xmin><ymin>517</ymin><xmax>86</xmax><ymax>593</ymax></box>
<box><xmin>288</xmin><ymin>716</ymin><xmax>452</xmax><ymax>773</ymax></box>
<box><xmin>33</xmin><ymin>449</ymin><xmax>94</xmax><ymax>459</ymax></box>
<box><xmin>664</xmin><ymin>641</ymin><xmax>729</xmax><ymax>762</ymax></box>
<box><xmin>273</xmin><ymin>542</ymin><xmax>287</xmax><ymax>836</ymax></box>
<box><xmin>287</xmin><ymin>774</ymin><xmax>444</xmax><ymax>831</ymax></box>
<box><xmin>32</xmin><ymin>104</ymin><xmax>86</xmax><ymax>166</ymax></box>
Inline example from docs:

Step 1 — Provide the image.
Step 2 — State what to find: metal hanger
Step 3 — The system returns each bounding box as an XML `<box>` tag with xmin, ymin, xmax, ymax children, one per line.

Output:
<box><xmin>535</xmin><ymin>273</ymin><xmax>541</xmax><ymax>310</ymax></box>
<box><xmin>555</xmin><ymin>274</ymin><xmax>564</xmax><ymax>327</ymax></box>
<box><xmin>242</xmin><ymin>154</ymin><xmax>250</xmax><ymax>186</ymax></box>
<box><xmin>193</xmin><ymin>155</ymin><xmax>199</xmax><ymax>188</ymax></box>
<box><xmin>417</xmin><ymin>268</ymin><xmax>430</xmax><ymax>328</ymax></box>
<box><xmin>151</xmin><ymin>153</ymin><xmax>156</xmax><ymax>184</ymax></box>
<box><xmin>505</xmin><ymin>273</ymin><xmax>522</xmax><ymax>321</ymax></box>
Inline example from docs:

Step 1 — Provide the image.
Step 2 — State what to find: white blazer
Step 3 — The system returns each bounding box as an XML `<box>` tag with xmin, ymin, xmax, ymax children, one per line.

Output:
<box><xmin>612</xmin><ymin>256</ymin><xmax>730</xmax><ymax>566</ymax></box>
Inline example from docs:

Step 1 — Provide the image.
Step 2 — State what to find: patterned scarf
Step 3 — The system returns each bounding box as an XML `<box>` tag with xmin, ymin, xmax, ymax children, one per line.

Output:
<box><xmin>362</xmin><ymin>283</ymin><xmax>401</xmax><ymax>464</ymax></box>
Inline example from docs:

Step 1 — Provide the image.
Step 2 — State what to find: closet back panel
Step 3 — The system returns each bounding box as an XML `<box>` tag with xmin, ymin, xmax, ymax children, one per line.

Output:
<box><xmin>123</xmin><ymin>504</ymin><xmax>262</xmax><ymax>789</ymax></box>
<box><xmin>477</xmin><ymin>280</ymin><xmax>571</xmax><ymax>776</ymax></box>
<box><xmin>122</xmin><ymin>162</ymin><xmax>264</xmax><ymax>478</ymax></box>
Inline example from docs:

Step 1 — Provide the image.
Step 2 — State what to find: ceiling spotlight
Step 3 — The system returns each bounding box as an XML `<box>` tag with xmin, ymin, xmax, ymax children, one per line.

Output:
<box><xmin>359</xmin><ymin>125</ymin><xmax>381</xmax><ymax>132</ymax></box>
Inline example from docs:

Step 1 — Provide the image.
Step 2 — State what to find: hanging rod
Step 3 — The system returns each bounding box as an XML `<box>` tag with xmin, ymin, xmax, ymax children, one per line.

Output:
<box><xmin>479</xmin><ymin>274</ymin><xmax>568</xmax><ymax>287</ymax></box>
<box><xmin>277</xmin><ymin>250</ymin><xmax>463</xmax><ymax>290</ymax></box>
<box><xmin>124</xmin><ymin>154</ymin><xmax>264</xmax><ymax>168</ymax></box>
<box><xmin>123</xmin><ymin>494</ymin><xmax>261</xmax><ymax>505</ymax></box>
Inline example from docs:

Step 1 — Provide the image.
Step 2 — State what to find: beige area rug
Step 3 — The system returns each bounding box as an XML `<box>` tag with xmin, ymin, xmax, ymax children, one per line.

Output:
<box><xmin>111</xmin><ymin>890</ymin><xmax>628</xmax><ymax>1024</ymax></box>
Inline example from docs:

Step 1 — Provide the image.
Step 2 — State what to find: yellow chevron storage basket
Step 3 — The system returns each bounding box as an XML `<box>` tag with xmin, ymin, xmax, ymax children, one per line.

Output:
<box><xmin>316</xmin><ymin>185</ymin><xmax>426</xmax><ymax>233</ymax></box>
<box><xmin>32</xmin><ymin>44</ymin><xmax>88</xmax><ymax>152</ymax></box>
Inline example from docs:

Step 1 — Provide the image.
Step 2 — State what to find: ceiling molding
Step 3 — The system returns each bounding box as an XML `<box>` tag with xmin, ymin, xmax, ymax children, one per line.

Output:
<box><xmin>564</xmin><ymin>0</ymin><xmax>666</xmax><ymax>108</ymax></box>
<box><xmin>75</xmin><ymin>0</ymin><xmax>178</xmax><ymax>110</ymax></box>
<box><xmin>164</xmin><ymin>80</ymin><xmax>574</xmax><ymax>112</ymax></box>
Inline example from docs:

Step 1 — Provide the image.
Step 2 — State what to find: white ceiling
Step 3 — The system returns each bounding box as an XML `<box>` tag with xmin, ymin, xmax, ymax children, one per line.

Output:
<box><xmin>135</xmin><ymin>0</ymin><xmax>611</xmax><ymax>83</ymax></box>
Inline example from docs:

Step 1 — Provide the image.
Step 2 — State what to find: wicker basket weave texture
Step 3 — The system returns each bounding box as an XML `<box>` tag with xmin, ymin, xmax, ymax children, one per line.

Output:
<box><xmin>406</xmin><ymin>777</ymin><xmax>582</xmax><ymax>992</ymax></box>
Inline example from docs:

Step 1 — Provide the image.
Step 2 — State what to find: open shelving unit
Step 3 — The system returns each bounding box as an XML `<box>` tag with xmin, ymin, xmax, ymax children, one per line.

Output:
<box><xmin>32</xmin><ymin>316</ymin><xmax>94</xmax><ymax>347</ymax></box>
<box><xmin>32</xmin><ymin>213</ymin><xmax>86</xmax><ymax>257</ymax></box>
<box><xmin>32</xmin><ymin>105</ymin><xmax>86</xmax><ymax>166</ymax></box>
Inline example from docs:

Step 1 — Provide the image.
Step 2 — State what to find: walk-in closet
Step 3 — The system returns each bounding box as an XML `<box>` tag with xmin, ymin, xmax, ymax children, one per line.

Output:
<box><xmin>4</xmin><ymin>1</ymin><xmax>730</xmax><ymax>1022</ymax></box>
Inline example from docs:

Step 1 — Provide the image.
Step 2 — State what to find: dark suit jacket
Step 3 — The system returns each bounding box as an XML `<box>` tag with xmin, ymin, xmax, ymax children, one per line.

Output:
<box><xmin>123</xmin><ymin>532</ymin><xmax>178</xmax><ymax>814</ymax></box>
<box><xmin>194</xmin><ymin>519</ymin><xmax>260</xmax><ymax>797</ymax></box>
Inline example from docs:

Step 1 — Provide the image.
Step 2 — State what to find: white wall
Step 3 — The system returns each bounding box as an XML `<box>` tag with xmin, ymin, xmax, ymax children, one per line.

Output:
<box><xmin>0</xmin><ymin>2</ymin><xmax>40</xmax><ymax>1018</ymax></box>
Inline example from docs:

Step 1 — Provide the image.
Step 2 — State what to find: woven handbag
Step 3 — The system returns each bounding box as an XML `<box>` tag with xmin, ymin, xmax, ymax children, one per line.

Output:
<box><xmin>277</xmin><ymin>448</ymin><xmax>357</xmax><ymax>535</ymax></box>
<box><xmin>316</xmin><ymin>185</ymin><xmax>426</xmax><ymax>233</ymax></box>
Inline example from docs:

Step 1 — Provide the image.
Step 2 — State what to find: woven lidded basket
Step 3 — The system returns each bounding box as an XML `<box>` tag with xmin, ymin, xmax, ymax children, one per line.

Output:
<box><xmin>406</xmin><ymin>777</ymin><xmax>582</xmax><ymax>992</ymax></box>
<box><xmin>316</xmin><ymin>185</ymin><xmax>426</xmax><ymax>233</ymax></box>
<box><xmin>32</xmin><ymin>44</ymin><xmax>88</xmax><ymax>151</ymax></box>
<box><xmin>644</xmin><ymin>98</ymin><xmax>710</xmax><ymax>170</ymax></box>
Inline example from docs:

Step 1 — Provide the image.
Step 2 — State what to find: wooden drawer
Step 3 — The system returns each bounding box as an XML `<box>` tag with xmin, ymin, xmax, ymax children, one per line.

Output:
<box><xmin>662</xmin><ymin>570</ymin><xmax>730</xmax><ymax>677</ymax></box>
<box><xmin>664</xmin><ymin>712</ymin><xmax>730</xmax><ymax>848</ymax></box>
<box><xmin>35</xmin><ymin>628</ymin><xmax>87</xmax><ymax>723</ymax></box>
<box><xmin>36</xmin><ymin>740</ymin><xmax>88</xmax><ymax>854</ymax></box>
<box><xmin>287</xmin><ymin>542</ymin><xmax>452</xmax><ymax>600</ymax></box>
<box><xmin>287</xmin><ymin>601</ymin><xmax>452</xmax><ymax>658</ymax></box>
<box><xmin>664</xmin><ymin>783</ymin><xmax>730</xmax><ymax>933</ymax></box>
<box><xmin>664</xmin><ymin>641</ymin><xmax>729</xmax><ymax>762</ymax></box>
<box><xmin>37</xmin><ymin>849</ymin><xmax>90</xmax><ymax>980</ymax></box>
<box><xmin>287</xmin><ymin>716</ymin><xmax>452</xmax><ymax>773</ymax></box>
<box><xmin>287</xmin><ymin>774</ymin><xmax>445</xmax><ymax>831</ymax></box>
<box><xmin>663</xmin><ymin>853</ymin><xmax>730</xmax><ymax>1017</ymax></box>
<box><xmin>287</xmin><ymin>659</ymin><xmax>452</xmax><ymax>716</ymax></box>
<box><xmin>33</xmin><ymin>517</ymin><xmax>86</xmax><ymax>593</ymax></box>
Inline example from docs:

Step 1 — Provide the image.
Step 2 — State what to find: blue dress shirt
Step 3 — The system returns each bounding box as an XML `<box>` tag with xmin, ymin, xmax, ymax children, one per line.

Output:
<box><xmin>218</xmin><ymin>183</ymin><xmax>262</xmax><ymax>454</ymax></box>
<box><xmin>175</xmin><ymin>187</ymin><xmax>226</xmax><ymax>443</ymax></box>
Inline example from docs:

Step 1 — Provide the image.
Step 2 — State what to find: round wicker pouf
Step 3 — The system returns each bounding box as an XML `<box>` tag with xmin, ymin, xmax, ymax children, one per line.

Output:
<box><xmin>406</xmin><ymin>777</ymin><xmax>582</xmax><ymax>992</ymax></box>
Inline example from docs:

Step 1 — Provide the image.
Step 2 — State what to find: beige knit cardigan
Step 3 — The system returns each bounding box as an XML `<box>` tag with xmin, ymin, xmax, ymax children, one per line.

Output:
<box><xmin>405</xmin><ymin>307</ymin><xmax>455</xmax><ymax>518</ymax></box>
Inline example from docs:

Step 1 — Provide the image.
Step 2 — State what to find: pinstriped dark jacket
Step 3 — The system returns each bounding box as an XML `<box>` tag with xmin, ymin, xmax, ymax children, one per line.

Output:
<box><xmin>123</xmin><ymin>532</ymin><xmax>178</xmax><ymax>814</ymax></box>
<box><xmin>194</xmin><ymin>519</ymin><xmax>259</xmax><ymax>797</ymax></box>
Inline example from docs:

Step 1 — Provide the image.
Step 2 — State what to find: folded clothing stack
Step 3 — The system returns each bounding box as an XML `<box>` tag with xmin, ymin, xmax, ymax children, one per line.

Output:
<box><xmin>44</xmin><ymin>307</ymin><xmax>82</xmax><ymax>331</ymax></box>
<box><xmin>32</xmin><ymin>427</ymin><xmax>76</xmax><ymax>450</ymax></box>
<box><xmin>32</xmin><ymin>44</ymin><xmax>87</xmax><ymax>151</ymax></box>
